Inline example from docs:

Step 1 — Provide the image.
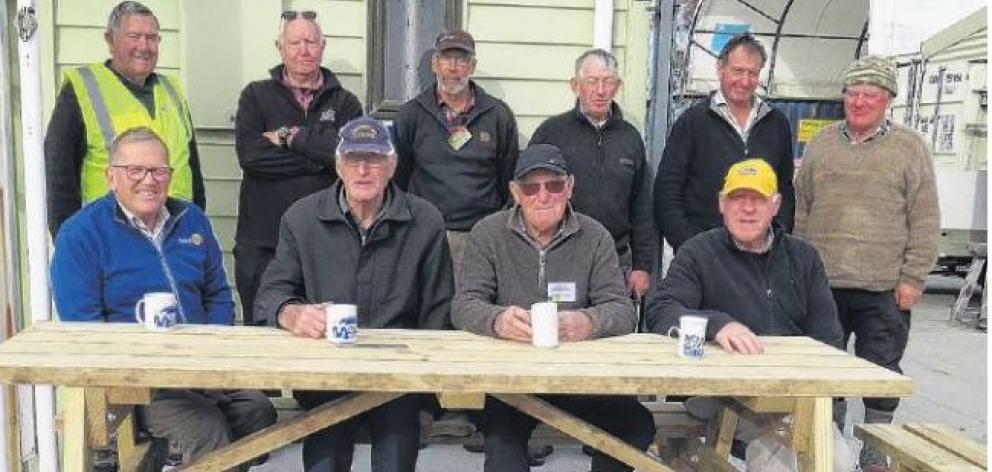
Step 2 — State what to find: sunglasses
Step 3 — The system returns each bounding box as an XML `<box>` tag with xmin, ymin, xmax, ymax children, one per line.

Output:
<box><xmin>281</xmin><ymin>10</ymin><xmax>317</xmax><ymax>20</ymax></box>
<box><xmin>518</xmin><ymin>179</ymin><xmax>567</xmax><ymax>197</ymax></box>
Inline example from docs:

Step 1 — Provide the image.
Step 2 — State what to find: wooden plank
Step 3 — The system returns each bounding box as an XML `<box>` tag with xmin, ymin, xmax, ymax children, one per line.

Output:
<box><xmin>117</xmin><ymin>410</ymin><xmax>151</xmax><ymax>472</ymax></box>
<box><xmin>106</xmin><ymin>387</ymin><xmax>152</xmax><ymax>405</ymax></box>
<box><xmin>436</xmin><ymin>392</ymin><xmax>485</xmax><ymax>410</ymax></box>
<box><xmin>855</xmin><ymin>424</ymin><xmax>985</xmax><ymax>472</ymax></box>
<box><xmin>735</xmin><ymin>396</ymin><xmax>796</xmax><ymax>413</ymax></box>
<box><xmin>682</xmin><ymin>440</ymin><xmax>739</xmax><ymax>472</ymax></box>
<box><xmin>492</xmin><ymin>393</ymin><xmax>674</xmax><ymax>472</ymax></box>
<box><xmin>903</xmin><ymin>423</ymin><xmax>987</xmax><ymax>468</ymax></box>
<box><xmin>85</xmin><ymin>387</ymin><xmax>110</xmax><ymax>447</ymax></box>
<box><xmin>793</xmin><ymin>398</ymin><xmax>833</xmax><ymax>472</ymax></box>
<box><xmin>3</xmin><ymin>384</ymin><xmax>20</xmax><ymax>472</ymax></box>
<box><xmin>711</xmin><ymin>406</ymin><xmax>738</xmax><ymax>459</ymax></box>
<box><xmin>61</xmin><ymin>387</ymin><xmax>90</xmax><ymax>472</ymax></box>
<box><xmin>180</xmin><ymin>392</ymin><xmax>403</xmax><ymax>472</ymax></box>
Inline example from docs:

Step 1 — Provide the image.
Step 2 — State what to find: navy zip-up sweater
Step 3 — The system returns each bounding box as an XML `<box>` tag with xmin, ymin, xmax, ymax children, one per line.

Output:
<box><xmin>51</xmin><ymin>193</ymin><xmax>234</xmax><ymax>325</ymax></box>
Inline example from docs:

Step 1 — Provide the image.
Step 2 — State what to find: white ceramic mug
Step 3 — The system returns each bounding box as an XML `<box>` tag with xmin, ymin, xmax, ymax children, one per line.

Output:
<box><xmin>134</xmin><ymin>292</ymin><xmax>179</xmax><ymax>331</ymax></box>
<box><xmin>325</xmin><ymin>304</ymin><xmax>358</xmax><ymax>345</ymax></box>
<box><xmin>530</xmin><ymin>302</ymin><xmax>559</xmax><ymax>348</ymax></box>
<box><xmin>667</xmin><ymin>315</ymin><xmax>708</xmax><ymax>358</ymax></box>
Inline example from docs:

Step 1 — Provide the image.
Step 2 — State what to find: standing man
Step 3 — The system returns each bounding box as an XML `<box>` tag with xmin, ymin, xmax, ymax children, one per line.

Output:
<box><xmin>234</xmin><ymin>9</ymin><xmax>362</xmax><ymax>325</ymax></box>
<box><xmin>51</xmin><ymin>127</ymin><xmax>276</xmax><ymax>471</ymax></box>
<box><xmin>530</xmin><ymin>48</ymin><xmax>657</xmax><ymax>299</ymax></box>
<box><xmin>452</xmin><ymin>144</ymin><xmax>655</xmax><ymax>472</ymax></box>
<box><xmin>45</xmin><ymin>0</ymin><xmax>205</xmax><ymax>236</ymax></box>
<box><xmin>255</xmin><ymin>117</ymin><xmax>453</xmax><ymax>472</ymax></box>
<box><xmin>795</xmin><ymin>56</ymin><xmax>939</xmax><ymax>472</ymax></box>
<box><xmin>654</xmin><ymin>33</ymin><xmax>794</xmax><ymax>252</ymax></box>
<box><xmin>393</xmin><ymin>29</ymin><xmax>519</xmax><ymax>277</ymax></box>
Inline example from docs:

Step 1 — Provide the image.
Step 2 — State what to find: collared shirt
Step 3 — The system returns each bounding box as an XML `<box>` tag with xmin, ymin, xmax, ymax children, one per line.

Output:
<box><xmin>514</xmin><ymin>206</ymin><xmax>567</xmax><ymax>249</ymax></box>
<box><xmin>579</xmin><ymin>103</ymin><xmax>613</xmax><ymax>129</ymax></box>
<box><xmin>338</xmin><ymin>186</ymin><xmax>390</xmax><ymax>245</ymax></box>
<box><xmin>282</xmin><ymin>69</ymin><xmax>324</xmax><ymax>111</ymax></box>
<box><xmin>732</xmin><ymin>228</ymin><xmax>775</xmax><ymax>254</ymax></box>
<box><xmin>117</xmin><ymin>200</ymin><xmax>170</xmax><ymax>246</ymax></box>
<box><xmin>840</xmin><ymin>118</ymin><xmax>891</xmax><ymax>145</ymax></box>
<box><xmin>712</xmin><ymin>90</ymin><xmax>761</xmax><ymax>140</ymax></box>
<box><xmin>436</xmin><ymin>86</ymin><xmax>476</xmax><ymax>131</ymax></box>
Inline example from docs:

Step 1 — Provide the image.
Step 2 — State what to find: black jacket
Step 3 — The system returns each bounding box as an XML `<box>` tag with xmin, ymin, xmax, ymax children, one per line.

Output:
<box><xmin>234</xmin><ymin>65</ymin><xmax>363</xmax><ymax>248</ymax></box>
<box><xmin>254</xmin><ymin>180</ymin><xmax>453</xmax><ymax>330</ymax></box>
<box><xmin>393</xmin><ymin>82</ymin><xmax>519</xmax><ymax>231</ymax></box>
<box><xmin>644</xmin><ymin>227</ymin><xmax>843</xmax><ymax>349</ymax></box>
<box><xmin>44</xmin><ymin>64</ymin><xmax>205</xmax><ymax>236</ymax></box>
<box><xmin>654</xmin><ymin>95</ymin><xmax>795</xmax><ymax>251</ymax></box>
<box><xmin>530</xmin><ymin>102</ymin><xmax>658</xmax><ymax>272</ymax></box>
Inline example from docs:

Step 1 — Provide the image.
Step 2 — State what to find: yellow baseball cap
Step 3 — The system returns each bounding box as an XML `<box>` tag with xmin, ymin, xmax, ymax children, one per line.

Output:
<box><xmin>721</xmin><ymin>159</ymin><xmax>778</xmax><ymax>198</ymax></box>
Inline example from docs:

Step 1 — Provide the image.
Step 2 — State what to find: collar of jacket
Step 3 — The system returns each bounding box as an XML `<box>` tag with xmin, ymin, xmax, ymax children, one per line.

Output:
<box><xmin>316</xmin><ymin>180</ymin><xmax>413</xmax><ymax>227</ymax></box>
<box><xmin>570</xmin><ymin>99</ymin><xmax>624</xmax><ymax>129</ymax></box>
<box><xmin>106</xmin><ymin>192</ymin><xmax>190</xmax><ymax>238</ymax></box>
<box><xmin>705</xmin><ymin>91</ymin><xmax>773</xmax><ymax>128</ymax></box>
<box><xmin>717</xmin><ymin>224</ymin><xmax>785</xmax><ymax>255</ymax></box>
<box><xmin>415</xmin><ymin>80</ymin><xmax>496</xmax><ymax>126</ymax></box>
<box><xmin>506</xmin><ymin>203</ymin><xmax>581</xmax><ymax>251</ymax></box>
<box><xmin>268</xmin><ymin>64</ymin><xmax>342</xmax><ymax>95</ymax></box>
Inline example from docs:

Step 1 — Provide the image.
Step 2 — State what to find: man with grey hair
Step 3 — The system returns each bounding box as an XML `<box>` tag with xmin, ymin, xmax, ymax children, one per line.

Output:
<box><xmin>393</xmin><ymin>29</ymin><xmax>519</xmax><ymax>279</ymax></box>
<box><xmin>234</xmin><ymin>9</ymin><xmax>362</xmax><ymax>325</ymax></box>
<box><xmin>796</xmin><ymin>55</ymin><xmax>939</xmax><ymax>472</ymax></box>
<box><xmin>45</xmin><ymin>0</ymin><xmax>205</xmax><ymax>237</ymax></box>
<box><xmin>654</xmin><ymin>33</ymin><xmax>794</xmax><ymax>252</ymax></box>
<box><xmin>530</xmin><ymin>48</ymin><xmax>658</xmax><ymax>300</ymax></box>
<box><xmin>255</xmin><ymin>116</ymin><xmax>453</xmax><ymax>471</ymax></box>
<box><xmin>51</xmin><ymin>126</ymin><xmax>276</xmax><ymax>471</ymax></box>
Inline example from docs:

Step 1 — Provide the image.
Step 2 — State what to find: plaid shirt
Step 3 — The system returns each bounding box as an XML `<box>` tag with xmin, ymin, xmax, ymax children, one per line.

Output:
<box><xmin>437</xmin><ymin>87</ymin><xmax>476</xmax><ymax>131</ymax></box>
<box><xmin>282</xmin><ymin>70</ymin><xmax>324</xmax><ymax>110</ymax></box>
<box><xmin>840</xmin><ymin>118</ymin><xmax>891</xmax><ymax>144</ymax></box>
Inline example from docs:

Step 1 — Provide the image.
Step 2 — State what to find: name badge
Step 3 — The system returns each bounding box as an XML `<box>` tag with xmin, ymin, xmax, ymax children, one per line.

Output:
<box><xmin>547</xmin><ymin>282</ymin><xmax>577</xmax><ymax>303</ymax></box>
<box><xmin>448</xmin><ymin>128</ymin><xmax>472</xmax><ymax>150</ymax></box>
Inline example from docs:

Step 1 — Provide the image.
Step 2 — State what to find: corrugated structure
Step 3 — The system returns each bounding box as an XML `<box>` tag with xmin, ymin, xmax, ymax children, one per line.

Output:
<box><xmin>34</xmin><ymin>0</ymin><xmax>653</xmax><ymax>317</ymax></box>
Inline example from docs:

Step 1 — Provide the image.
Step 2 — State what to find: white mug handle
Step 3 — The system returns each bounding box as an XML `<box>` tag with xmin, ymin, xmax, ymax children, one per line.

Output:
<box><xmin>667</xmin><ymin>326</ymin><xmax>680</xmax><ymax>338</ymax></box>
<box><xmin>135</xmin><ymin>299</ymin><xmax>145</xmax><ymax>324</ymax></box>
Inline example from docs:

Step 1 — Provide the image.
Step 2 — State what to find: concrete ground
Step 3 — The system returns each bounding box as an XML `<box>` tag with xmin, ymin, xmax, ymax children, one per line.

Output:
<box><xmin>253</xmin><ymin>275</ymin><xmax>987</xmax><ymax>471</ymax></box>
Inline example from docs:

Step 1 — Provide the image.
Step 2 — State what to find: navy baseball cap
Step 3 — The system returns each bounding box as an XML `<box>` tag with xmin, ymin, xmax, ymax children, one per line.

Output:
<box><xmin>514</xmin><ymin>144</ymin><xmax>571</xmax><ymax>179</ymax></box>
<box><xmin>435</xmin><ymin>29</ymin><xmax>475</xmax><ymax>54</ymax></box>
<box><xmin>336</xmin><ymin>117</ymin><xmax>394</xmax><ymax>155</ymax></box>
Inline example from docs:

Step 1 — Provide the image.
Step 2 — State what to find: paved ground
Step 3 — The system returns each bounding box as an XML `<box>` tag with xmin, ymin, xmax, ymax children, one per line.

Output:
<box><xmin>253</xmin><ymin>275</ymin><xmax>987</xmax><ymax>471</ymax></box>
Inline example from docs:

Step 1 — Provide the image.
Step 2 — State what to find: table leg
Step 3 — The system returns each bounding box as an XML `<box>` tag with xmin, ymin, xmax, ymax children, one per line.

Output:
<box><xmin>62</xmin><ymin>387</ymin><xmax>90</xmax><ymax>472</ymax></box>
<box><xmin>492</xmin><ymin>393</ymin><xmax>674</xmax><ymax>472</ymax></box>
<box><xmin>793</xmin><ymin>397</ymin><xmax>833</xmax><ymax>472</ymax></box>
<box><xmin>179</xmin><ymin>391</ymin><xmax>403</xmax><ymax>472</ymax></box>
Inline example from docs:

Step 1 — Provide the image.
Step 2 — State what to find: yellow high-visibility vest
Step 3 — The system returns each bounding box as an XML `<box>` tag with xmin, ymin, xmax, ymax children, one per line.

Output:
<box><xmin>63</xmin><ymin>63</ymin><xmax>194</xmax><ymax>203</ymax></box>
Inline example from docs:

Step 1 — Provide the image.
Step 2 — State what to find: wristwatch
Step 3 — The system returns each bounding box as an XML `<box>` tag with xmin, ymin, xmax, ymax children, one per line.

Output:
<box><xmin>276</xmin><ymin>126</ymin><xmax>293</xmax><ymax>148</ymax></box>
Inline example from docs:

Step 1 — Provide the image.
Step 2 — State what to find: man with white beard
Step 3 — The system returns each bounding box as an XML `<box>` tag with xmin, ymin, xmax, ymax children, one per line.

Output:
<box><xmin>393</xmin><ymin>29</ymin><xmax>520</xmax><ymax>279</ymax></box>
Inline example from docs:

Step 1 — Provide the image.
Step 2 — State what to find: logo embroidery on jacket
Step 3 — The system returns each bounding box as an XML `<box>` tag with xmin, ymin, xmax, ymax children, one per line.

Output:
<box><xmin>320</xmin><ymin>108</ymin><xmax>336</xmax><ymax>122</ymax></box>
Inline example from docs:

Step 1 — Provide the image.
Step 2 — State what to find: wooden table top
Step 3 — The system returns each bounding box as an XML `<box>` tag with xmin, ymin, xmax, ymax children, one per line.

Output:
<box><xmin>0</xmin><ymin>322</ymin><xmax>914</xmax><ymax>397</ymax></box>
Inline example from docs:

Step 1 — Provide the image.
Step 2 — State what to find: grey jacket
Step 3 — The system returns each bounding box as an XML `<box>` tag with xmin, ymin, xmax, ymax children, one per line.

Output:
<box><xmin>452</xmin><ymin>206</ymin><xmax>635</xmax><ymax>338</ymax></box>
<box><xmin>254</xmin><ymin>180</ymin><xmax>453</xmax><ymax>330</ymax></box>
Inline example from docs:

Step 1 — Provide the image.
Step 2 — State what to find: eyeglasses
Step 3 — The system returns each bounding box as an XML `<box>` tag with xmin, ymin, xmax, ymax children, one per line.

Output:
<box><xmin>517</xmin><ymin>179</ymin><xmax>567</xmax><ymax>197</ymax></box>
<box><xmin>281</xmin><ymin>10</ymin><xmax>317</xmax><ymax>20</ymax></box>
<box><xmin>340</xmin><ymin>154</ymin><xmax>391</xmax><ymax>168</ymax></box>
<box><xmin>112</xmin><ymin>165</ymin><xmax>172</xmax><ymax>182</ymax></box>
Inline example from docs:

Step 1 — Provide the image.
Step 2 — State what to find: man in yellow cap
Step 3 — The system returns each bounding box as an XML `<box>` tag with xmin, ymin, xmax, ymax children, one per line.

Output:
<box><xmin>646</xmin><ymin>159</ymin><xmax>842</xmax><ymax>354</ymax></box>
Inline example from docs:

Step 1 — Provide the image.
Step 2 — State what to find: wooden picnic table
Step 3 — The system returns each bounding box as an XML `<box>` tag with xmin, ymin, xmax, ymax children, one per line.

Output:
<box><xmin>0</xmin><ymin>321</ymin><xmax>914</xmax><ymax>471</ymax></box>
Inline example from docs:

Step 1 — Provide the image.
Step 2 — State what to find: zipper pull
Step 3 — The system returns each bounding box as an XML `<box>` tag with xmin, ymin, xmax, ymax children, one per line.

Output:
<box><xmin>766</xmin><ymin>288</ymin><xmax>773</xmax><ymax>299</ymax></box>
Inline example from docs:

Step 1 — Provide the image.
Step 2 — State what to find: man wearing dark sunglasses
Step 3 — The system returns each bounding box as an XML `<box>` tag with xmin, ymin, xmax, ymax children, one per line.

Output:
<box><xmin>45</xmin><ymin>1</ymin><xmax>206</xmax><ymax>237</ymax></box>
<box><xmin>452</xmin><ymin>144</ymin><xmax>655</xmax><ymax>472</ymax></box>
<box><xmin>393</xmin><ymin>29</ymin><xmax>520</xmax><ymax>282</ymax></box>
<box><xmin>233</xmin><ymin>9</ymin><xmax>362</xmax><ymax>326</ymax></box>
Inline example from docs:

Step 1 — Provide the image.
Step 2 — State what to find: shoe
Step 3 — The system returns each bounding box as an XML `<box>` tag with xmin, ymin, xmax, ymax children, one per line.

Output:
<box><xmin>860</xmin><ymin>444</ymin><xmax>890</xmax><ymax>472</ymax></box>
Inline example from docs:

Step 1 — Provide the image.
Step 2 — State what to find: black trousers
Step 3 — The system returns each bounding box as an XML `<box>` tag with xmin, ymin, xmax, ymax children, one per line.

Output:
<box><xmin>295</xmin><ymin>391</ymin><xmax>423</xmax><ymax>472</ymax></box>
<box><xmin>233</xmin><ymin>244</ymin><xmax>275</xmax><ymax>326</ymax></box>
<box><xmin>833</xmin><ymin>288</ymin><xmax>911</xmax><ymax>412</ymax></box>
<box><xmin>481</xmin><ymin>395</ymin><xmax>655</xmax><ymax>472</ymax></box>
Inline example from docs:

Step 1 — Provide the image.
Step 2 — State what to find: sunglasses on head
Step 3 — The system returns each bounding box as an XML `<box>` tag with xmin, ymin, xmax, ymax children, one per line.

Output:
<box><xmin>518</xmin><ymin>179</ymin><xmax>567</xmax><ymax>197</ymax></box>
<box><xmin>281</xmin><ymin>10</ymin><xmax>317</xmax><ymax>20</ymax></box>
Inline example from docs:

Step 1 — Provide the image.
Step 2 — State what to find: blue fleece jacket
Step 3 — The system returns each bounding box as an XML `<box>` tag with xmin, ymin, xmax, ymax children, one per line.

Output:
<box><xmin>51</xmin><ymin>193</ymin><xmax>233</xmax><ymax>324</ymax></box>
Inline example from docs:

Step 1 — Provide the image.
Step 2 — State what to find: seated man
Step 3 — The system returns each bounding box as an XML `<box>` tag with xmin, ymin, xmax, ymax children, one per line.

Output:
<box><xmin>644</xmin><ymin>158</ymin><xmax>843</xmax><ymax>440</ymax></box>
<box><xmin>452</xmin><ymin>143</ymin><xmax>655</xmax><ymax>472</ymax></box>
<box><xmin>50</xmin><ymin>127</ymin><xmax>276</xmax><ymax>471</ymax></box>
<box><xmin>254</xmin><ymin>116</ymin><xmax>453</xmax><ymax>472</ymax></box>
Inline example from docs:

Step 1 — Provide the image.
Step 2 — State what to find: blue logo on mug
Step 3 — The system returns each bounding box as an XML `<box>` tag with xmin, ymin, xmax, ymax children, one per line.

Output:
<box><xmin>682</xmin><ymin>334</ymin><xmax>705</xmax><ymax>358</ymax></box>
<box><xmin>330</xmin><ymin>316</ymin><xmax>358</xmax><ymax>344</ymax></box>
<box><xmin>154</xmin><ymin>306</ymin><xmax>179</xmax><ymax>329</ymax></box>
